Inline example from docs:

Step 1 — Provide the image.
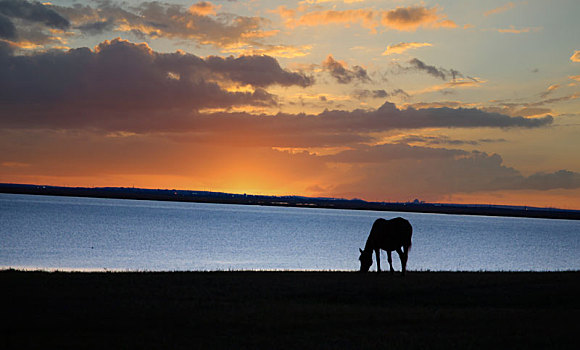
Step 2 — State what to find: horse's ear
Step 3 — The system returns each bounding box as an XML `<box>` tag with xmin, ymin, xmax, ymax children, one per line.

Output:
<box><xmin>359</xmin><ymin>248</ymin><xmax>363</xmax><ymax>254</ymax></box>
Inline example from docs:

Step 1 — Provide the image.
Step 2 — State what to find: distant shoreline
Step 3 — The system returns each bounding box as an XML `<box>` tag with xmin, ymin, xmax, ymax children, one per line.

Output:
<box><xmin>2</xmin><ymin>183</ymin><xmax>579</xmax><ymax>220</ymax></box>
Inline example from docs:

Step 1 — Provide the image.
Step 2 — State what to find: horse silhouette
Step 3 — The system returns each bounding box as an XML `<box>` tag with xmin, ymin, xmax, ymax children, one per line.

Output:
<box><xmin>359</xmin><ymin>217</ymin><xmax>412</xmax><ymax>274</ymax></box>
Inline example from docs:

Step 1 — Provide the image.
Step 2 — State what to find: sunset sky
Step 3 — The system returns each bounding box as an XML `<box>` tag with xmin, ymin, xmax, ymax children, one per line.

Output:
<box><xmin>1</xmin><ymin>0</ymin><xmax>579</xmax><ymax>209</ymax></box>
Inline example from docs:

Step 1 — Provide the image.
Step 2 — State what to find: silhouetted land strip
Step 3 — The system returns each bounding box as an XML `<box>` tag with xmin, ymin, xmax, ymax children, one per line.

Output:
<box><xmin>2</xmin><ymin>270</ymin><xmax>578</xmax><ymax>349</ymax></box>
<box><xmin>2</xmin><ymin>183</ymin><xmax>580</xmax><ymax>220</ymax></box>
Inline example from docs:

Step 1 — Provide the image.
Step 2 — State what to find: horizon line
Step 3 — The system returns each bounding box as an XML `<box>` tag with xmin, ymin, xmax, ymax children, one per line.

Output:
<box><xmin>1</xmin><ymin>182</ymin><xmax>579</xmax><ymax>213</ymax></box>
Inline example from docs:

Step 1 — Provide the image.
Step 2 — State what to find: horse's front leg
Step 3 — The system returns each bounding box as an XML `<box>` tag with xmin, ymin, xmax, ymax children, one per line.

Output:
<box><xmin>375</xmin><ymin>249</ymin><xmax>381</xmax><ymax>273</ymax></box>
<box><xmin>387</xmin><ymin>250</ymin><xmax>394</xmax><ymax>274</ymax></box>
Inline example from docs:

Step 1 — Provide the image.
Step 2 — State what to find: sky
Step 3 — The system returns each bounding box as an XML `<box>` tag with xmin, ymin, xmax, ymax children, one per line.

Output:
<box><xmin>1</xmin><ymin>0</ymin><xmax>579</xmax><ymax>209</ymax></box>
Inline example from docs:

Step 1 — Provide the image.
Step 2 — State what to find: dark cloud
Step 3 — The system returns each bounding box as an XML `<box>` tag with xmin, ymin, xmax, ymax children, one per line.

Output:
<box><xmin>0</xmin><ymin>0</ymin><xmax>69</xmax><ymax>29</ymax></box>
<box><xmin>0</xmin><ymin>12</ymin><xmax>15</xmax><ymax>39</ymax></box>
<box><xmin>204</xmin><ymin>55</ymin><xmax>313</xmax><ymax>87</ymax></box>
<box><xmin>528</xmin><ymin>93</ymin><xmax>580</xmax><ymax>107</ymax></box>
<box><xmin>486</xmin><ymin>106</ymin><xmax>552</xmax><ymax>118</ymax></box>
<box><xmin>322</xmin><ymin>55</ymin><xmax>371</xmax><ymax>84</ymax></box>
<box><xmin>54</xmin><ymin>1</ymin><xmax>272</xmax><ymax>49</ymax></box>
<box><xmin>408</xmin><ymin>58</ymin><xmax>447</xmax><ymax>80</ymax></box>
<box><xmin>398</xmin><ymin>135</ymin><xmax>507</xmax><ymax>146</ymax></box>
<box><xmin>392</xmin><ymin>89</ymin><xmax>410</xmax><ymax>98</ymax></box>
<box><xmin>486</xmin><ymin>91</ymin><xmax>579</xmax><ymax>117</ymax></box>
<box><xmin>518</xmin><ymin>170</ymin><xmax>580</xmax><ymax>190</ymax></box>
<box><xmin>449</xmin><ymin>69</ymin><xmax>463</xmax><ymax>81</ymax></box>
<box><xmin>486</xmin><ymin>170</ymin><xmax>580</xmax><ymax>192</ymax></box>
<box><xmin>394</xmin><ymin>58</ymin><xmax>465</xmax><ymax>82</ymax></box>
<box><xmin>372</xmin><ymin>89</ymin><xmax>388</xmax><ymax>98</ymax></box>
<box><xmin>0</xmin><ymin>0</ymin><xmax>73</xmax><ymax>47</ymax></box>
<box><xmin>0</xmin><ymin>41</ymin><xmax>554</xmax><ymax>144</ymax></box>
<box><xmin>353</xmin><ymin>88</ymin><xmax>409</xmax><ymax>100</ymax></box>
<box><xmin>367</xmin><ymin>102</ymin><xmax>553</xmax><ymax>129</ymax></box>
<box><xmin>76</xmin><ymin>19</ymin><xmax>115</xmax><ymax>35</ymax></box>
<box><xmin>327</xmin><ymin>144</ymin><xmax>520</xmax><ymax>199</ymax></box>
<box><xmin>0</xmin><ymin>38</ymin><xmax>319</xmax><ymax>128</ymax></box>
<box><xmin>327</xmin><ymin>143</ymin><xmax>465</xmax><ymax>163</ymax></box>
<box><xmin>381</xmin><ymin>5</ymin><xmax>457</xmax><ymax>31</ymax></box>
<box><xmin>195</xmin><ymin>103</ymin><xmax>552</xmax><ymax>147</ymax></box>
<box><xmin>0</xmin><ymin>39</ymin><xmax>554</xmax><ymax>147</ymax></box>
<box><xmin>325</xmin><ymin>143</ymin><xmax>580</xmax><ymax>200</ymax></box>
<box><xmin>353</xmin><ymin>89</ymin><xmax>388</xmax><ymax>100</ymax></box>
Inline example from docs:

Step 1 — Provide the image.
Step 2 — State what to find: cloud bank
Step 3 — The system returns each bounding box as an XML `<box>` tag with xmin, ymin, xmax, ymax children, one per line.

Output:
<box><xmin>0</xmin><ymin>38</ymin><xmax>554</xmax><ymax>145</ymax></box>
<box><xmin>1</xmin><ymin>0</ymin><xmax>299</xmax><ymax>53</ymax></box>
<box><xmin>57</xmin><ymin>1</ymin><xmax>272</xmax><ymax>48</ymax></box>
<box><xmin>323</xmin><ymin>143</ymin><xmax>580</xmax><ymax>200</ymax></box>
<box><xmin>0</xmin><ymin>38</ymin><xmax>313</xmax><ymax>124</ymax></box>
<box><xmin>0</xmin><ymin>0</ymin><xmax>69</xmax><ymax>32</ymax></box>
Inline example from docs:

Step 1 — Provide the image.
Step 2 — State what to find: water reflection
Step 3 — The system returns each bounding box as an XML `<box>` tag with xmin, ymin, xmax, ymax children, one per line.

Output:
<box><xmin>1</xmin><ymin>193</ymin><xmax>579</xmax><ymax>271</ymax></box>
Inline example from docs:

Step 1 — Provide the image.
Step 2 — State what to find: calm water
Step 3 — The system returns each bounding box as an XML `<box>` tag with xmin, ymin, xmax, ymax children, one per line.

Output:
<box><xmin>1</xmin><ymin>193</ymin><xmax>579</xmax><ymax>271</ymax></box>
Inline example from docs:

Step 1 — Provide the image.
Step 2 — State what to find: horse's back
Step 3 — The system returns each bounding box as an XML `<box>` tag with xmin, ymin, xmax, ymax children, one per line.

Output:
<box><xmin>372</xmin><ymin>217</ymin><xmax>412</xmax><ymax>249</ymax></box>
<box><xmin>373</xmin><ymin>217</ymin><xmax>412</xmax><ymax>232</ymax></box>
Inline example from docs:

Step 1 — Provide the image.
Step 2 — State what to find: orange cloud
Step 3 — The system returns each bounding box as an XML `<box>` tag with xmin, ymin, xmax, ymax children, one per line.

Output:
<box><xmin>411</xmin><ymin>78</ymin><xmax>486</xmax><ymax>95</ymax></box>
<box><xmin>497</xmin><ymin>26</ymin><xmax>540</xmax><ymax>34</ymax></box>
<box><xmin>0</xmin><ymin>39</ymin><xmax>43</xmax><ymax>50</ymax></box>
<box><xmin>1</xmin><ymin>161</ymin><xmax>30</xmax><ymax>168</ymax></box>
<box><xmin>188</xmin><ymin>1</ymin><xmax>221</xmax><ymax>16</ymax></box>
<box><xmin>224</xmin><ymin>44</ymin><xmax>312</xmax><ymax>58</ymax></box>
<box><xmin>541</xmin><ymin>84</ymin><xmax>560</xmax><ymax>97</ymax></box>
<box><xmin>302</xmin><ymin>0</ymin><xmax>365</xmax><ymax>3</ymax></box>
<box><xmin>382</xmin><ymin>42</ymin><xmax>432</xmax><ymax>55</ymax></box>
<box><xmin>571</xmin><ymin>50</ymin><xmax>580</xmax><ymax>62</ymax></box>
<box><xmin>275</xmin><ymin>5</ymin><xmax>457</xmax><ymax>32</ymax></box>
<box><xmin>402</xmin><ymin>101</ymin><xmax>479</xmax><ymax>110</ymax></box>
<box><xmin>293</xmin><ymin>9</ymin><xmax>379</xmax><ymax>32</ymax></box>
<box><xmin>240</xmin><ymin>30</ymin><xmax>280</xmax><ymax>39</ymax></box>
<box><xmin>447</xmin><ymin>189</ymin><xmax>580</xmax><ymax>210</ymax></box>
<box><xmin>484</xmin><ymin>2</ymin><xmax>516</xmax><ymax>16</ymax></box>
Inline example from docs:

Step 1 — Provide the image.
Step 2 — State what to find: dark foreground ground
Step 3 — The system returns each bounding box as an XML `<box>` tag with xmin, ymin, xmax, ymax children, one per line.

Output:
<box><xmin>2</xmin><ymin>270</ymin><xmax>579</xmax><ymax>349</ymax></box>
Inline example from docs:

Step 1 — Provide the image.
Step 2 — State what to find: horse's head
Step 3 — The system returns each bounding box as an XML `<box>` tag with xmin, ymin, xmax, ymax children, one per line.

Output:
<box><xmin>358</xmin><ymin>248</ymin><xmax>372</xmax><ymax>272</ymax></box>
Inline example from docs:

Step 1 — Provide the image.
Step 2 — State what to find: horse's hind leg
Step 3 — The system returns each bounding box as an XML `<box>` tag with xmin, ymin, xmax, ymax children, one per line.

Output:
<box><xmin>396</xmin><ymin>247</ymin><xmax>407</xmax><ymax>276</ymax></box>
<box><xmin>387</xmin><ymin>251</ymin><xmax>394</xmax><ymax>274</ymax></box>
<box><xmin>375</xmin><ymin>249</ymin><xmax>381</xmax><ymax>273</ymax></box>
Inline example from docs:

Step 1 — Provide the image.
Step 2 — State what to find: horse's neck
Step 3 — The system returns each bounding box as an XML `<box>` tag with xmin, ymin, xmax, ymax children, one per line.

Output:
<box><xmin>363</xmin><ymin>233</ymin><xmax>375</xmax><ymax>252</ymax></box>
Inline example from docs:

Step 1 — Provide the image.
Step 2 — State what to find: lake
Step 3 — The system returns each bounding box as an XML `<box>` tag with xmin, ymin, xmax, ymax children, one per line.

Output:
<box><xmin>1</xmin><ymin>193</ymin><xmax>579</xmax><ymax>271</ymax></box>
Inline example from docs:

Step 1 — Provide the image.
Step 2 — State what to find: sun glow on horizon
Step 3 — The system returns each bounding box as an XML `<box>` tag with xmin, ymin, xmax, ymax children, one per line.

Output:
<box><xmin>1</xmin><ymin>0</ymin><xmax>579</xmax><ymax>210</ymax></box>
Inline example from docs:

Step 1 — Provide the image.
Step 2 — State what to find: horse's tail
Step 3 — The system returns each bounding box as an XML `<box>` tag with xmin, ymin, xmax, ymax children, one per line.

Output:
<box><xmin>404</xmin><ymin>240</ymin><xmax>412</xmax><ymax>258</ymax></box>
<box><xmin>402</xmin><ymin>227</ymin><xmax>412</xmax><ymax>275</ymax></box>
<box><xmin>405</xmin><ymin>224</ymin><xmax>413</xmax><ymax>254</ymax></box>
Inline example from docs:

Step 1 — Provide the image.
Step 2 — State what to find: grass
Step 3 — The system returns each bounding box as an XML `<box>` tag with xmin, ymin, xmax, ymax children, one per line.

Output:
<box><xmin>2</xmin><ymin>270</ymin><xmax>579</xmax><ymax>349</ymax></box>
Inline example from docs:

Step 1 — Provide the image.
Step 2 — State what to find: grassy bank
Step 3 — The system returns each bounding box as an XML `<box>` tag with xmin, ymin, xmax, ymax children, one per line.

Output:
<box><xmin>2</xmin><ymin>270</ymin><xmax>579</xmax><ymax>349</ymax></box>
